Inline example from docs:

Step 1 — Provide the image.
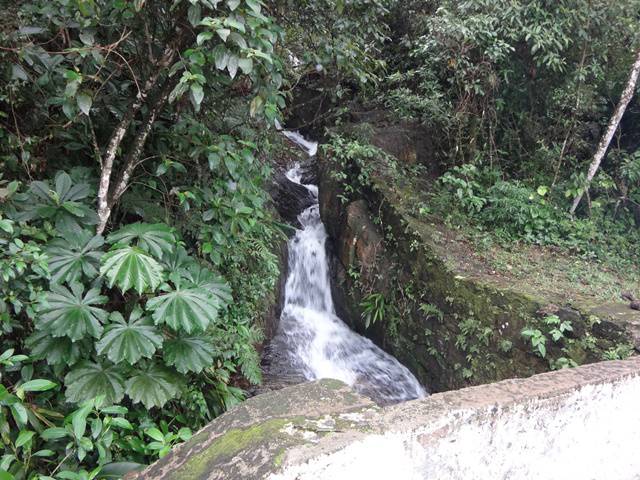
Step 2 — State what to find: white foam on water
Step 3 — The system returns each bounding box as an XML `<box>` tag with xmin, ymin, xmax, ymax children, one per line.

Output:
<box><xmin>277</xmin><ymin>130</ymin><xmax>426</xmax><ymax>404</ymax></box>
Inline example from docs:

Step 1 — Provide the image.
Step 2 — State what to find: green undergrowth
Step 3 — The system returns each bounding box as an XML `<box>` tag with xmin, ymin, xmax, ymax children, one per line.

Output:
<box><xmin>323</xmin><ymin>132</ymin><xmax>637</xmax><ymax>390</ymax></box>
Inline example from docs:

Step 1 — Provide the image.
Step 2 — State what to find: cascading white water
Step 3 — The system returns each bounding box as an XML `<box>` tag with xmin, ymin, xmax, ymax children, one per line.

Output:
<box><xmin>272</xmin><ymin>129</ymin><xmax>426</xmax><ymax>405</ymax></box>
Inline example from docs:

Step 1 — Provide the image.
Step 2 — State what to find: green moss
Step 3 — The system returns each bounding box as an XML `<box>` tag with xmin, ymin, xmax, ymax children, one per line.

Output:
<box><xmin>273</xmin><ymin>448</ymin><xmax>286</xmax><ymax>468</ymax></box>
<box><xmin>173</xmin><ymin>418</ymin><xmax>294</xmax><ymax>479</ymax></box>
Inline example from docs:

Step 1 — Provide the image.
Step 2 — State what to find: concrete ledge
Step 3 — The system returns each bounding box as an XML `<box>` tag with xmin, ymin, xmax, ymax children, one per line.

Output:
<box><xmin>132</xmin><ymin>357</ymin><xmax>640</xmax><ymax>480</ymax></box>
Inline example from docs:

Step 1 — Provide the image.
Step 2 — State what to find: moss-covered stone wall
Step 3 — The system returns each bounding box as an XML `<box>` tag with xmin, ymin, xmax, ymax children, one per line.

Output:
<box><xmin>318</xmin><ymin>126</ymin><xmax>636</xmax><ymax>392</ymax></box>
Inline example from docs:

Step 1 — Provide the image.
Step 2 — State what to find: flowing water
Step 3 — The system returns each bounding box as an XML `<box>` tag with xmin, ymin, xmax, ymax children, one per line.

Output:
<box><xmin>266</xmin><ymin>128</ymin><xmax>426</xmax><ymax>405</ymax></box>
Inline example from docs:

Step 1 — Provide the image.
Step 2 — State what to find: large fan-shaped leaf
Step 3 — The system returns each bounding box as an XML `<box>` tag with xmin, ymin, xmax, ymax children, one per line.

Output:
<box><xmin>96</xmin><ymin>309</ymin><xmax>164</xmax><ymax>365</ymax></box>
<box><xmin>162</xmin><ymin>246</ymin><xmax>196</xmax><ymax>272</ymax></box>
<box><xmin>100</xmin><ymin>246</ymin><xmax>164</xmax><ymax>294</ymax></box>
<box><xmin>146</xmin><ymin>286</ymin><xmax>220</xmax><ymax>334</ymax></box>
<box><xmin>164</xmin><ymin>336</ymin><xmax>215</xmax><ymax>373</ymax></box>
<box><xmin>47</xmin><ymin>232</ymin><xmax>104</xmax><ymax>284</ymax></box>
<box><xmin>125</xmin><ymin>364</ymin><xmax>181</xmax><ymax>409</ymax></box>
<box><xmin>179</xmin><ymin>264</ymin><xmax>232</xmax><ymax>305</ymax></box>
<box><xmin>26</xmin><ymin>329</ymin><xmax>84</xmax><ymax>366</ymax></box>
<box><xmin>65</xmin><ymin>361</ymin><xmax>125</xmax><ymax>405</ymax></box>
<box><xmin>15</xmin><ymin>172</ymin><xmax>98</xmax><ymax>233</ymax></box>
<box><xmin>38</xmin><ymin>283</ymin><xmax>108</xmax><ymax>341</ymax></box>
<box><xmin>107</xmin><ymin>223</ymin><xmax>176</xmax><ymax>258</ymax></box>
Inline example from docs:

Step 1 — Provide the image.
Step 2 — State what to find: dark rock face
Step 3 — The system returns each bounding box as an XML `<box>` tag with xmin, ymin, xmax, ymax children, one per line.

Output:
<box><xmin>270</xmin><ymin>171</ymin><xmax>316</xmax><ymax>228</ymax></box>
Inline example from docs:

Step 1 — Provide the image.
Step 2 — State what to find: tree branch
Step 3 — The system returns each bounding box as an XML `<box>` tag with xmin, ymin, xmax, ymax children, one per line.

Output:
<box><xmin>570</xmin><ymin>48</ymin><xmax>640</xmax><ymax>215</ymax></box>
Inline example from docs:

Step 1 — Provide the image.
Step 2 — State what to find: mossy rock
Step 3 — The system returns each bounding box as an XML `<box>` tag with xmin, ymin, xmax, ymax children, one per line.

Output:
<box><xmin>129</xmin><ymin>379</ymin><xmax>376</xmax><ymax>480</ymax></box>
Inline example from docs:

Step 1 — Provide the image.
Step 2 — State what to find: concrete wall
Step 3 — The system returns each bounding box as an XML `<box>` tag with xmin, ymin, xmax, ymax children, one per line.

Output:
<box><xmin>132</xmin><ymin>357</ymin><xmax>640</xmax><ymax>480</ymax></box>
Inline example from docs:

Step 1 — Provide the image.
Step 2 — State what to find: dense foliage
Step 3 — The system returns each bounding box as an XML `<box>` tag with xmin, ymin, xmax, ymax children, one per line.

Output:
<box><xmin>2</xmin><ymin>0</ymin><xmax>640</xmax><ymax>477</ymax></box>
<box><xmin>376</xmin><ymin>0</ymin><xmax>640</xmax><ymax>268</ymax></box>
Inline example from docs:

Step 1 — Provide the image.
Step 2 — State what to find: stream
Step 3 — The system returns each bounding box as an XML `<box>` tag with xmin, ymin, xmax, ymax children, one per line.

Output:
<box><xmin>263</xmin><ymin>127</ymin><xmax>426</xmax><ymax>405</ymax></box>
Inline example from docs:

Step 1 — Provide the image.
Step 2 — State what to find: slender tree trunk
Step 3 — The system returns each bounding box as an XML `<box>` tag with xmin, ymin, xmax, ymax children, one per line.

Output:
<box><xmin>570</xmin><ymin>49</ymin><xmax>640</xmax><ymax>215</ymax></box>
<box><xmin>95</xmin><ymin>43</ymin><xmax>182</xmax><ymax>234</ymax></box>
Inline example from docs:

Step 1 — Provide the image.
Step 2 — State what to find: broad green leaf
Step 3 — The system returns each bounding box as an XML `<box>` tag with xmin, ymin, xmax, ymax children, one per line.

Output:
<box><xmin>40</xmin><ymin>427</ymin><xmax>69</xmax><ymax>440</ymax></box>
<box><xmin>238</xmin><ymin>57</ymin><xmax>253</xmax><ymax>75</ymax></box>
<box><xmin>38</xmin><ymin>284</ymin><xmax>108</xmax><ymax>341</ymax></box>
<box><xmin>196</xmin><ymin>31</ymin><xmax>213</xmax><ymax>45</ymax></box>
<box><xmin>20</xmin><ymin>379</ymin><xmax>57</xmax><ymax>392</ymax></box>
<box><xmin>65</xmin><ymin>361</ymin><xmax>126</xmax><ymax>405</ymax></box>
<box><xmin>190</xmin><ymin>84</ymin><xmax>204</xmax><ymax>110</ymax></box>
<box><xmin>125</xmin><ymin>365</ymin><xmax>181</xmax><ymax>409</ymax></box>
<box><xmin>162</xmin><ymin>246</ymin><xmax>196</xmax><ymax>272</ymax></box>
<box><xmin>47</xmin><ymin>232</ymin><xmax>104</xmax><ymax>284</ymax></box>
<box><xmin>164</xmin><ymin>336</ymin><xmax>214</xmax><ymax>373</ymax></box>
<box><xmin>145</xmin><ymin>427</ymin><xmax>164</xmax><ymax>442</ymax></box>
<box><xmin>227</xmin><ymin>54</ymin><xmax>239</xmax><ymax>78</ymax></box>
<box><xmin>15</xmin><ymin>430</ymin><xmax>35</xmax><ymax>448</ymax></box>
<box><xmin>245</xmin><ymin>0</ymin><xmax>261</xmax><ymax>13</ymax></box>
<box><xmin>97</xmin><ymin>462</ymin><xmax>145</xmax><ymax>479</ymax></box>
<box><xmin>216</xmin><ymin>28</ymin><xmax>231</xmax><ymax>42</ymax></box>
<box><xmin>179</xmin><ymin>264</ymin><xmax>232</xmax><ymax>305</ymax></box>
<box><xmin>146</xmin><ymin>286</ymin><xmax>220</xmax><ymax>334</ymax></box>
<box><xmin>26</xmin><ymin>330</ymin><xmax>83</xmax><ymax>366</ymax></box>
<box><xmin>96</xmin><ymin>309</ymin><xmax>163</xmax><ymax>364</ymax></box>
<box><xmin>76</xmin><ymin>92</ymin><xmax>92</xmax><ymax>115</ymax></box>
<box><xmin>106</xmin><ymin>222</ymin><xmax>175</xmax><ymax>258</ymax></box>
<box><xmin>100</xmin><ymin>246</ymin><xmax>164</xmax><ymax>294</ymax></box>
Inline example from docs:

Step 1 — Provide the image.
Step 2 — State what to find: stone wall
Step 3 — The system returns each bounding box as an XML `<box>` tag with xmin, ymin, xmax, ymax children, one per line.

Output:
<box><xmin>317</xmin><ymin>126</ymin><xmax>639</xmax><ymax>392</ymax></box>
<box><xmin>130</xmin><ymin>356</ymin><xmax>640</xmax><ymax>480</ymax></box>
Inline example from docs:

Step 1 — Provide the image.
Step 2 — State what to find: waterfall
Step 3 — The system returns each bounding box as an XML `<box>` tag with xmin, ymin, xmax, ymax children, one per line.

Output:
<box><xmin>269</xmin><ymin>128</ymin><xmax>426</xmax><ymax>405</ymax></box>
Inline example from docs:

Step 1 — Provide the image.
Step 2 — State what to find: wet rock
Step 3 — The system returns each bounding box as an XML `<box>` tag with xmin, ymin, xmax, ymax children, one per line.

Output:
<box><xmin>270</xmin><ymin>172</ymin><xmax>316</xmax><ymax>228</ymax></box>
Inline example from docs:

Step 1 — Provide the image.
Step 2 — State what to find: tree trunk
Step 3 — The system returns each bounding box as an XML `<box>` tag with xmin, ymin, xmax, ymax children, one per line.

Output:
<box><xmin>570</xmin><ymin>49</ymin><xmax>640</xmax><ymax>215</ymax></box>
<box><xmin>95</xmin><ymin>43</ymin><xmax>182</xmax><ymax>234</ymax></box>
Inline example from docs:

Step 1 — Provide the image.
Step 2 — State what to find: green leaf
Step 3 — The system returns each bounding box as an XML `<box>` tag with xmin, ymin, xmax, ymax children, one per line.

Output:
<box><xmin>110</xmin><ymin>417</ymin><xmax>133</xmax><ymax>430</ymax></box>
<box><xmin>146</xmin><ymin>286</ymin><xmax>221</xmax><ymax>334</ymax></box>
<box><xmin>237</xmin><ymin>57</ymin><xmax>253</xmax><ymax>75</ymax></box>
<box><xmin>145</xmin><ymin>427</ymin><xmax>164</xmax><ymax>442</ymax></box>
<box><xmin>97</xmin><ymin>462</ymin><xmax>145</xmax><ymax>479</ymax></box>
<box><xmin>64</xmin><ymin>362</ymin><xmax>125</xmax><ymax>405</ymax></box>
<box><xmin>106</xmin><ymin>222</ymin><xmax>176</xmax><ymax>259</ymax></box>
<box><xmin>0</xmin><ymin>219</ymin><xmax>13</xmax><ymax>233</ymax></box>
<box><xmin>216</xmin><ymin>28</ymin><xmax>231</xmax><ymax>42</ymax></box>
<box><xmin>76</xmin><ymin>92</ymin><xmax>92</xmax><ymax>115</ymax></box>
<box><xmin>38</xmin><ymin>283</ymin><xmax>108</xmax><ymax>341</ymax></box>
<box><xmin>40</xmin><ymin>427</ymin><xmax>69</xmax><ymax>440</ymax></box>
<box><xmin>47</xmin><ymin>232</ymin><xmax>104</xmax><ymax>284</ymax></box>
<box><xmin>164</xmin><ymin>336</ymin><xmax>214</xmax><ymax>373</ymax></box>
<box><xmin>187</xmin><ymin>3</ymin><xmax>201</xmax><ymax>26</ymax></box>
<box><xmin>227</xmin><ymin>55</ymin><xmax>239</xmax><ymax>78</ymax></box>
<box><xmin>0</xmin><ymin>471</ymin><xmax>15</xmax><ymax>480</ymax></box>
<box><xmin>26</xmin><ymin>330</ymin><xmax>83</xmax><ymax>366</ymax></box>
<box><xmin>15</xmin><ymin>430</ymin><xmax>35</xmax><ymax>448</ymax></box>
<box><xmin>20</xmin><ymin>379</ymin><xmax>57</xmax><ymax>392</ymax></box>
<box><xmin>125</xmin><ymin>365</ymin><xmax>181</xmax><ymax>409</ymax></box>
<box><xmin>100</xmin><ymin>246</ymin><xmax>164</xmax><ymax>294</ymax></box>
<box><xmin>179</xmin><ymin>264</ymin><xmax>232</xmax><ymax>305</ymax></box>
<box><xmin>226</xmin><ymin>0</ymin><xmax>241</xmax><ymax>11</ymax></box>
<box><xmin>197</xmin><ymin>31</ymin><xmax>213</xmax><ymax>45</ymax></box>
<box><xmin>245</xmin><ymin>0</ymin><xmax>261</xmax><ymax>13</ymax></box>
<box><xmin>96</xmin><ymin>309</ymin><xmax>163</xmax><ymax>364</ymax></box>
<box><xmin>190</xmin><ymin>84</ymin><xmax>204</xmax><ymax>110</ymax></box>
